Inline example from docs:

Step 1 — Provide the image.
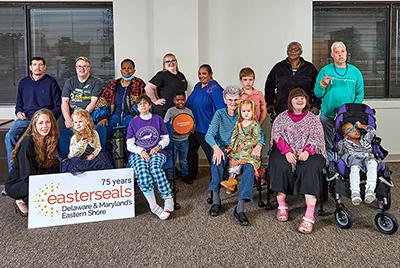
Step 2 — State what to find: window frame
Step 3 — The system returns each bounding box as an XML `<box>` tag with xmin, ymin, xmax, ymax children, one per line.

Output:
<box><xmin>313</xmin><ymin>1</ymin><xmax>399</xmax><ymax>98</ymax></box>
<box><xmin>0</xmin><ymin>2</ymin><xmax>113</xmax><ymax>105</ymax></box>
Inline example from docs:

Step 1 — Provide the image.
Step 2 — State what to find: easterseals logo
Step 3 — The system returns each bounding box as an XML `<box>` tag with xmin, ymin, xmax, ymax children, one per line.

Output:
<box><xmin>33</xmin><ymin>181</ymin><xmax>133</xmax><ymax>219</ymax></box>
<box><xmin>33</xmin><ymin>181</ymin><xmax>61</xmax><ymax>218</ymax></box>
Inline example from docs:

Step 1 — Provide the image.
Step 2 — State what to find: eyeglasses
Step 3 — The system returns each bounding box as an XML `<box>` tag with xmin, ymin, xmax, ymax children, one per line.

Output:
<box><xmin>226</xmin><ymin>98</ymin><xmax>240</xmax><ymax>103</ymax></box>
<box><xmin>76</xmin><ymin>65</ymin><xmax>90</xmax><ymax>69</ymax></box>
<box><xmin>164</xmin><ymin>60</ymin><xmax>177</xmax><ymax>64</ymax></box>
<box><xmin>288</xmin><ymin>48</ymin><xmax>301</xmax><ymax>53</ymax></box>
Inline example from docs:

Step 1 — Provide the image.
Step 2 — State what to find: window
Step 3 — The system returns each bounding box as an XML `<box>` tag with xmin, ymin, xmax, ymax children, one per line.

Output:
<box><xmin>0</xmin><ymin>3</ymin><xmax>114</xmax><ymax>105</ymax></box>
<box><xmin>0</xmin><ymin>6</ymin><xmax>26</xmax><ymax>104</ymax></box>
<box><xmin>313</xmin><ymin>2</ymin><xmax>400</xmax><ymax>98</ymax></box>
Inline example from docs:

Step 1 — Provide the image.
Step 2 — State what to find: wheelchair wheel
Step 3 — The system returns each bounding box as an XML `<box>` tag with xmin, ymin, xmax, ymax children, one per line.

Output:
<box><xmin>374</xmin><ymin>212</ymin><xmax>398</xmax><ymax>235</ymax></box>
<box><xmin>335</xmin><ymin>208</ymin><xmax>352</xmax><ymax>229</ymax></box>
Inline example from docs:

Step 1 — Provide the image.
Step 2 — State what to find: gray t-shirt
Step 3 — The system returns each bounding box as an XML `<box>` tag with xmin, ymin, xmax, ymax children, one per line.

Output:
<box><xmin>62</xmin><ymin>75</ymin><xmax>102</xmax><ymax>110</ymax></box>
<box><xmin>164</xmin><ymin>106</ymin><xmax>194</xmax><ymax>141</ymax></box>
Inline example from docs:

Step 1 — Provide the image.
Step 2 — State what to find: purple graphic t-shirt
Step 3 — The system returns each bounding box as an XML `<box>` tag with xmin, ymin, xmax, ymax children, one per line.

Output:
<box><xmin>126</xmin><ymin>114</ymin><xmax>168</xmax><ymax>155</ymax></box>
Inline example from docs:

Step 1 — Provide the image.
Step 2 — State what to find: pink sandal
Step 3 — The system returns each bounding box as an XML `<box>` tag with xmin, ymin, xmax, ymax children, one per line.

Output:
<box><xmin>298</xmin><ymin>217</ymin><xmax>315</xmax><ymax>234</ymax></box>
<box><xmin>276</xmin><ymin>207</ymin><xmax>288</xmax><ymax>222</ymax></box>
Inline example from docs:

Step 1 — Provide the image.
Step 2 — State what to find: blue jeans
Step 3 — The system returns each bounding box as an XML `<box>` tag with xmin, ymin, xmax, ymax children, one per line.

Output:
<box><xmin>5</xmin><ymin>119</ymin><xmax>31</xmax><ymax>171</ymax></box>
<box><xmin>174</xmin><ymin>139</ymin><xmax>189</xmax><ymax>176</ymax></box>
<box><xmin>166</xmin><ymin>139</ymin><xmax>189</xmax><ymax>179</ymax></box>
<box><xmin>320</xmin><ymin>113</ymin><xmax>335</xmax><ymax>162</ymax></box>
<box><xmin>209</xmin><ymin>150</ymin><xmax>254</xmax><ymax>201</ymax></box>
<box><xmin>107</xmin><ymin>113</ymin><xmax>133</xmax><ymax>138</ymax></box>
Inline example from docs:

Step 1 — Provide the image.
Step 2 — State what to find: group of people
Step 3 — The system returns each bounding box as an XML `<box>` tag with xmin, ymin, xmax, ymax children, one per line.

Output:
<box><xmin>5</xmin><ymin>40</ymin><xmax>379</xmax><ymax>234</ymax></box>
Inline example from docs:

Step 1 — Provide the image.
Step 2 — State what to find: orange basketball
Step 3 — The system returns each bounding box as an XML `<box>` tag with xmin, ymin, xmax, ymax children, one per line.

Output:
<box><xmin>172</xmin><ymin>113</ymin><xmax>194</xmax><ymax>135</ymax></box>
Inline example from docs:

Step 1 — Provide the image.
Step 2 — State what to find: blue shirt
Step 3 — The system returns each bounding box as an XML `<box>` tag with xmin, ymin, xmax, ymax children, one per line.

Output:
<box><xmin>205</xmin><ymin>108</ymin><xmax>238</xmax><ymax>148</ymax></box>
<box><xmin>186</xmin><ymin>80</ymin><xmax>226</xmax><ymax>134</ymax></box>
<box><xmin>114</xmin><ymin>83</ymin><xmax>128</xmax><ymax>115</ymax></box>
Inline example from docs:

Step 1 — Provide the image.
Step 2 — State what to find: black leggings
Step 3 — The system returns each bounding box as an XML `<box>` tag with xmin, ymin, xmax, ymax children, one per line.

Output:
<box><xmin>5</xmin><ymin>179</ymin><xmax>29</xmax><ymax>203</ymax></box>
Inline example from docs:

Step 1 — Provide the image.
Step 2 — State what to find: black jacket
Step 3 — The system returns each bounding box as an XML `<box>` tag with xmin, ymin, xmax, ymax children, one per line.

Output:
<box><xmin>264</xmin><ymin>57</ymin><xmax>321</xmax><ymax>114</ymax></box>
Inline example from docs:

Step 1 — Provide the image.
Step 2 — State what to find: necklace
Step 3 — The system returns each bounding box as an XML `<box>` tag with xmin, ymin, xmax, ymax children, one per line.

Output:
<box><xmin>333</xmin><ymin>63</ymin><xmax>348</xmax><ymax>77</ymax></box>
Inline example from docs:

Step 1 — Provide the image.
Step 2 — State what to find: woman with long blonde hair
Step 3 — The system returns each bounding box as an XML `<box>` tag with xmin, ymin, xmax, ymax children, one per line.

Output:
<box><xmin>5</xmin><ymin>108</ymin><xmax>59</xmax><ymax>217</ymax></box>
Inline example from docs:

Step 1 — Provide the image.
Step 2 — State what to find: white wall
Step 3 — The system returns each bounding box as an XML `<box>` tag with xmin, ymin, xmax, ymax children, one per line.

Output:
<box><xmin>2</xmin><ymin>0</ymin><xmax>400</xmax><ymax>155</ymax></box>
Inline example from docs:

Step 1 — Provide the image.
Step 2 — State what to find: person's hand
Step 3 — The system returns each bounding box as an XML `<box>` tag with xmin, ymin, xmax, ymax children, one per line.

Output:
<box><xmin>310</xmin><ymin>107</ymin><xmax>320</xmax><ymax>115</ymax></box>
<box><xmin>154</xmin><ymin>98</ymin><xmax>166</xmax><ymax>105</ymax></box>
<box><xmin>297</xmin><ymin>151</ymin><xmax>309</xmax><ymax>161</ymax></box>
<box><xmin>251</xmin><ymin>144</ymin><xmax>262</xmax><ymax>159</ymax></box>
<box><xmin>149</xmin><ymin>145</ymin><xmax>161</xmax><ymax>155</ymax></box>
<box><xmin>285</xmin><ymin>152</ymin><xmax>297</xmax><ymax>164</ymax></box>
<box><xmin>86</xmin><ymin>154</ymin><xmax>95</xmax><ymax>160</ymax></box>
<box><xmin>141</xmin><ymin>150</ymin><xmax>150</xmax><ymax>161</ymax></box>
<box><xmin>320</xmin><ymin>76</ymin><xmax>332</xmax><ymax>88</ymax></box>
<box><xmin>16</xmin><ymin>112</ymin><xmax>26</xmax><ymax>120</ymax></box>
<box><xmin>355</xmin><ymin>121</ymin><xmax>366</xmax><ymax>129</ymax></box>
<box><xmin>78</xmin><ymin>138</ymin><xmax>88</xmax><ymax>147</ymax></box>
<box><xmin>212</xmin><ymin>146</ymin><xmax>225</xmax><ymax>166</ymax></box>
<box><xmin>98</xmin><ymin>119</ymin><xmax>108</xmax><ymax>126</ymax></box>
<box><xmin>65</xmin><ymin>118</ymin><xmax>73</xmax><ymax>128</ymax></box>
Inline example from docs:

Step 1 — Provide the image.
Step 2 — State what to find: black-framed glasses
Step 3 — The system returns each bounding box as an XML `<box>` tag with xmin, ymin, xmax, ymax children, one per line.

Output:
<box><xmin>288</xmin><ymin>47</ymin><xmax>301</xmax><ymax>53</ymax></box>
<box><xmin>164</xmin><ymin>60</ymin><xmax>177</xmax><ymax>64</ymax></box>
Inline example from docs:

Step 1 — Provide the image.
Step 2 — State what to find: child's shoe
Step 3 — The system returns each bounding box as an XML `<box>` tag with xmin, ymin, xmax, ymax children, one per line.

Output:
<box><xmin>164</xmin><ymin>197</ymin><xmax>174</xmax><ymax>213</ymax></box>
<box><xmin>364</xmin><ymin>191</ymin><xmax>376</xmax><ymax>204</ymax></box>
<box><xmin>225</xmin><ymin>184</ymin><xmax>239</xmax><ymax>195</ymax></box>
<box><xmin>220</xmin><ymin>177</ymin><xmax>238</xmax><ymax>192</ymax></box>
<box><xmin>351</xmin><ymin>193</ymin><xmax>362</xmax><ymax>206</ymax></box>
<box><xmin>151</xmin><ymin>205</ymin><xmax>170</xmax><ymax>220</ymax></box>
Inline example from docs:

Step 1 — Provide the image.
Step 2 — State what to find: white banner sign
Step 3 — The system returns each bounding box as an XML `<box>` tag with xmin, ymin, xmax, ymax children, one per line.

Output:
<box><xmin>28</xmin><ymin>168</ymin><xmax>135</xmax><ymax>229</ymax></box>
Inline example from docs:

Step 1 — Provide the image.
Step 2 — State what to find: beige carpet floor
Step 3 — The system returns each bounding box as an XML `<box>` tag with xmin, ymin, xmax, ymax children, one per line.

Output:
<box><xmin>0</xmin><ymin>164</ymin><xmax>400</xmax><ymax>267</ymax></box>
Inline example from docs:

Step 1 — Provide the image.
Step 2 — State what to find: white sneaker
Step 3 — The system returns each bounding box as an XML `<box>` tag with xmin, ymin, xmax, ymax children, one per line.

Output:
<box><xmin>364</xmin><ymin>192</ymin><xmax>376</xmax><ymax>204</ymax></box>
<box><xmin>351</xmin><ymin>193</ymin><xmax>362</xmax><ymax>206</ymax></box>
<box><xmin>151</xmin><ymin>205</ymin><xmax>170</xmax><ymax>220</ymax></box>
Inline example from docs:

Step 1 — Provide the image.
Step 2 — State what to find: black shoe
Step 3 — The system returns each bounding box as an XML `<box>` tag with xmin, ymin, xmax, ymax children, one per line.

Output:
<box><xmin>209</xmin><ymin>204</ymin><xmax>221</xmax><ymax>217</ymax></box>
<box><xmin>234</xmin><ymin>207</ymin><xmax>250</xmax><ymax>226</ymax></box>
<box><xmin>181</xmin><ymin>176</ymin><xmax>193</xmax><ymax>184</ymax></box>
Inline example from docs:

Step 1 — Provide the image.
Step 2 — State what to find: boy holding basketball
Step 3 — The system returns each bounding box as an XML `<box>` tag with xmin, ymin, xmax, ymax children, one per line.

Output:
<box><xmin>164</xmin><ymin>93</ymin><xmax>194</xmax><ymax>184</ymax></box>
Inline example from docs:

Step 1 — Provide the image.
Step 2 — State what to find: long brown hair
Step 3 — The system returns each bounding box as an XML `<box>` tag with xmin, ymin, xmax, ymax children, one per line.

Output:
<box><xmin>11</xmin><ymin>109</ymin><xmax>58</xmax><ymax>168</ymax></box>
<box><xmin>71</xmin><ymin>108</ymin><xmax>96</xmax><ymax>143</ymax></box>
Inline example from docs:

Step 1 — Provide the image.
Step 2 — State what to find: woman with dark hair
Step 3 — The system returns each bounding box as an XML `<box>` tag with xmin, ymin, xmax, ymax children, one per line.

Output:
<box><xmin>93</xmin><ymin>58</ymin><xmax>145</xmax><ymax>137</ymax></box>
<box><xmin>145</xmin><ymin>53</ymin><xmax>188</xmax><ymax>117</ymax></box>
<box><xmin>268</xmin><ymin>88</ymin><xmax>326</xmax><ymax>234</ymax></box>
<box><xmin>185</xmin><ymin>64</ymin><xmax>225</xmax><ymax>183</ymax></box>
<box><xmin>5</xmin><ymin>108</ymin><xmax>59</xmax><ymax>217</ymax></box>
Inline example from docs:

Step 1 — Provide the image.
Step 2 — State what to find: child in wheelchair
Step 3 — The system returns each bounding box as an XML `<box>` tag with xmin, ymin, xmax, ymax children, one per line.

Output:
<box><xmin>338</xmin><ymin>121</ymin><xmax>377</xmax><ymax>205</ymax></box>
